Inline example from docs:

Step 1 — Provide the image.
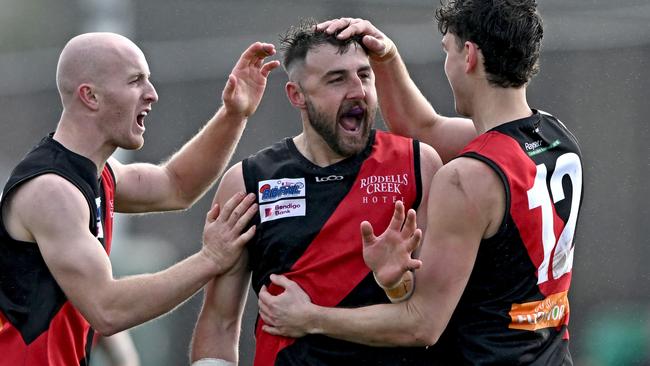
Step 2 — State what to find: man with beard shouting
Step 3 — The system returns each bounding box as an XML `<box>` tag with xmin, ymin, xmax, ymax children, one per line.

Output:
<box><xmin>189</xmin><ymin>20</ymin><xmax>442</xmax><ymax>366</ymax></box>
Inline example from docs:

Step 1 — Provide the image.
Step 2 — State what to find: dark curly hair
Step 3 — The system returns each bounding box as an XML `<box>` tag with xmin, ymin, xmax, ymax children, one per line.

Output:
<box><xmin>280</xmin><ymin>18</ymin><xmax>369</xmax><ymax>74</ymax></box>
<box><xmin>435</xmin><ymin>0</ymin><xmax>543</xmax><ymax>87</ymax></box>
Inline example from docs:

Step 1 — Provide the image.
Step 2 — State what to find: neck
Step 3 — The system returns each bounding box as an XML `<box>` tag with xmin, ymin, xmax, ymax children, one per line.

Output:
<box><xmin>470</xmin><ymin>85</ymin><xmax>532</xmax><ymax>134</ymax></box>
<box><xmin>53</xmin><ymin>112</ymin><xmax>116</xmax><ymax>175</ymax></box>
<box><xmin>293</xmin><ymin>133</ymin><xmax>348</xmax><ymax>168</ymax></box>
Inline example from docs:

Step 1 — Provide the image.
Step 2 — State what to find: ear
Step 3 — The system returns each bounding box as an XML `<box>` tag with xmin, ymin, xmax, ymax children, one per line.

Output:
<box><xmin>77</xmin><ymin>84</ymin><xmax>100</xmax><ymax>111</ymax></box>
<box><xmin>464</xmin><ymin>41</ymin><xmax>479</xmax><ymax>74</ymax></box>
<box><xmin>286</xmin><ymin>81</ymin><xmax>305</xmax><ymax>109</ymax></box>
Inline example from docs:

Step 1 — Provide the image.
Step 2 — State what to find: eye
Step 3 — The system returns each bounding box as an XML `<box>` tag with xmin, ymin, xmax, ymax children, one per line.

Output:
<box><xmin>328</xmin><ymin>77</ymin><xmax>343</xmax><ymax>84</ymax></box>
<box><xmin>130</xmin><ymin>74</ymin><xmax>145</xmax><ymax>84</ymax></box>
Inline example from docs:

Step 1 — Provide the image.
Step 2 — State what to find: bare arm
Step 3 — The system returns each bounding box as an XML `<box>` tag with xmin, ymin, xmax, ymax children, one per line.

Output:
<box><xmin>191</xmin><ymin>163</ymin><xmax>252</xmax><ymax>363</ymax></box>
<box><xmin>96</xmin><ymin>331</ymin><xmax>140</xmax><ymax>366</ymax></box>
<box><xmin>259</xmin><ymin>158</ymin><xmax>504</xmax><ymax>346</ymax></box>
<box><xmin>112</xmin><ymin>42</ymin><xmax>281</xmax><ymax>213</ymax></box>
<box><xmin>191</xmin><ymin>260</ymin><xmax>250</xmax><ymax>363</ymax></box>
<box><xmin>6</xmin><ymin>173</ymin><xmax>257</xmax><ymax>336</ymax></box>
<box><xmin>318</xmin><ymin>18</ymin><xmax>476</xmax><ymax>163</ymax></box>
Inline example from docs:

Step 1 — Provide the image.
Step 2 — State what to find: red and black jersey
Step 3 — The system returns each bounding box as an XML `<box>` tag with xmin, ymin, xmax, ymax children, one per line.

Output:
<box><xmin>0</xmin><ymin>135</ymin><xmax>115</xmax><ymax>366</ymax></box>
<box><xmin>243</xmin><ymin>130</ymin><xmax>430</xmax><ymax>366</ymax></box>
<box><xmin>433</xmin><ymin>110</ymin><xmax>582</xmax><ymax>365</ymax></box>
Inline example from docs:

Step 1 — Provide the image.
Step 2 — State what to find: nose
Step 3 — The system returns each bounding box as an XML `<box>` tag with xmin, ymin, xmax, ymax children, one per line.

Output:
<box><xmin>144</xmin><ymin>80</ymin><xmax>159</xmax><ymax>103</ymax></box>
<box><xmin>346</xmin><ymin>75</ymin><xmax>366</xmax><ymax>100</ymax></box>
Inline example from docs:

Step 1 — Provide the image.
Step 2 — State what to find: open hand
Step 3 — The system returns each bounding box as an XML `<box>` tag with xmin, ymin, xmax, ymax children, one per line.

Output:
<box><xmin>201</xmin><ymin>192</ymin><xmax>257</xmax><ymax>275</ymax></box>
<box><xmin>223</xmin><ymin>42</ymin><xmax>281</xmax><ymax>117</ymax></box>
<box><xmin>361</xmin><ymin>201</ymin><xmax>422</xmax><ymax>288</ymax></box>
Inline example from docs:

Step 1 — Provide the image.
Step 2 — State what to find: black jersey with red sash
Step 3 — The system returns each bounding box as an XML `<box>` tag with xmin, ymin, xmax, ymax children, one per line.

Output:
<box><xmin>0</xmin><ymin>135</ymin><xmax>115</xmax><ymax>366</ymax></box>
<box><xmin>433</xmin><ymin>110</ymin><xmax>582</xmax><ymax>365</ymax></box>
<box><xmin>243</xmin><ymin>130</ymin><xmax>430</xmax><ymax>366</ymax></box>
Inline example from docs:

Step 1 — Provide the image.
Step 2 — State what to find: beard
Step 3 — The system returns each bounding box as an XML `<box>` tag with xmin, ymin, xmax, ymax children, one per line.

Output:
<box><xmin>305</xmin><ymin>97</ymin><xmax>375</xmax><ymax>157</ymax></box>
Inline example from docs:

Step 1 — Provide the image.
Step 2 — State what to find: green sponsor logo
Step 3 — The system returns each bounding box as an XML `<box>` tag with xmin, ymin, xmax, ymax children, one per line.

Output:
<box><xmin>527</xmin><ymin>139</ymin><xmax>561</xmax><ymax>156</ymax></box>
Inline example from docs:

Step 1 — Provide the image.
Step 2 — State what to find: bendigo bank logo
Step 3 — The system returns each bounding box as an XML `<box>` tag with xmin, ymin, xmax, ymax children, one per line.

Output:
<box><xmin>359</xmin><ymin>174</ymin><xmax>409</xmax><ymax>204</ymax></box>
<box><xmin>259</xmin><ymin>199</ymin><xmax>305</xmax><ymax>223</ymax></box>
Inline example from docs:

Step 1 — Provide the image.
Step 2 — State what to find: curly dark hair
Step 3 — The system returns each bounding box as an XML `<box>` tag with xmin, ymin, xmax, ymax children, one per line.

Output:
<box><xmin>435</xmin><ymin>0</ymin><xmax>543</xmax><ymax>87</ymax></box>
<box><xmin>280</xmin><ymin>18</ymin><xmax>369</xmax><ymax>74</ymax></box>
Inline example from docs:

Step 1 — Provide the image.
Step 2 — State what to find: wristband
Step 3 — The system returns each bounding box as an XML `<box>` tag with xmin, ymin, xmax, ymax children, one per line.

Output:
<box><xmin>192</xmin><ymin>358</ymin><xmax>236</xmax><ymax>366</ymax></box>
<box><xmin>373</xmin><ymin>271</ymin><xmax>414</xmax><ymax>303</ymax></box>
<box><xmin>370</xmin><ymin>41</ymin><xmax>397</xmax><ymax>63</ymax></box>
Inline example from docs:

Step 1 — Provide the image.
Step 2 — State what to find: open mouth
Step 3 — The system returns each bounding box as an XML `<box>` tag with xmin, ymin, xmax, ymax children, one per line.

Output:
<box><xmin>136</xmin><ymin>110</ymin><xmax>148</xmax><ymax>128</ymax></box>
<box><xmin>338</xmin><ymin>105</ymin><xmax>365</xmax><ymax>133</ymax></box>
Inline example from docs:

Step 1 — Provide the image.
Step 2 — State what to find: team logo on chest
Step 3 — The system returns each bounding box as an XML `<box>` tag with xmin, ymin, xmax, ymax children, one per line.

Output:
<box><xmin>359</xmin><ymin>174</ymin><xmax>409</xmax><ymax>204</ymax></box>
<box><xmin>258</xmin><ymin>178</ymin><xmax>306</xmax><ymax>222</ymax></box>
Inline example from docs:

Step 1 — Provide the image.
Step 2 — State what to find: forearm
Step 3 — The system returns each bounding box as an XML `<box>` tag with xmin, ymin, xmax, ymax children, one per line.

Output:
<box><xmin>163</xmin><ymin>106</ymin><xmax>248</xmax><ymax>208</ymax></box>
<box><xmin>191</xmin><ymin>315</ymin><xmax>240</xmax><ymax>362</ymax></box>
<box><xmin>307</xmin><ymin>300</ymin><xmax>434</xmax><ymax>348</ymax></box>
<box><xmin>90</xmin><ymin>252</ymin><xmax>217</xmax><ymax>336</ymax></box>
<box><xmin>372</xmin><ymin>51</ymin><xmax>437</xmax><ymax>140</ymax></box>
<box><xmin>372</xmin><ymin>51</ymin><xmax>476</xmax><ymax>163</ymax></box>
<box><xmin>98</xmin><ymin>332</ymin><xmax>140</xmax><ymax>366</ymax></box>
<box><xmin>191</xmin><ymin>265</ymin><xmax>250</xmax><ymax>363</ymax></box>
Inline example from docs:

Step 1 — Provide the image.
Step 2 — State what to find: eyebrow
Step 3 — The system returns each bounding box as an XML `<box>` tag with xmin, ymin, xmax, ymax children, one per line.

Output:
<box><xmin>130</xmin><ymin>71</ymin><xmax>150</xmax><ymax>80</ymax></box>
<box><xmin>322</xmin><ymin>65</ymin><xmax>372</xmax><ymax>79</ymax></box>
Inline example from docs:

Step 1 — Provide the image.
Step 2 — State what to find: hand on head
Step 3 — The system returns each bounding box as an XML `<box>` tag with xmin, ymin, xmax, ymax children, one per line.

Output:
<box><xmin>316</xmin><ymin>18</ymin><xmax>397</xmax><ymax>62</ymax></box>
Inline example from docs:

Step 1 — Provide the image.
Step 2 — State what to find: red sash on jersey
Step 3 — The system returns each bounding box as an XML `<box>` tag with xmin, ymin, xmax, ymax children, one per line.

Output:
<box><xmin>254</xmin><ymin>132</ymin><xmax>418</xmax><ymax>366</ymax></box>
<box><xmin>100</xmin><ymin>165</ymin><xmax>115</xmax><ymax>254</ymax></box>
<box><xmin>460</xmin><ymin>132</ymin><xmax>571</xmax><ymax>296</ymax></box>
<box><xmin>461</xmin><ymin>132</ymin><xmax>571</xmax><ymax>338</ymax></box>
<box><xmin>0</xmin><ymin>165</ymin><xmax>115</xmax><ymax>366</ymax></box>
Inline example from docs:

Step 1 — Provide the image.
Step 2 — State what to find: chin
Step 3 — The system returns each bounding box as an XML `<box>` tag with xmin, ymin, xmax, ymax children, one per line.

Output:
<box><xmin>454</xmin><ymin>103</ymin><xmax>470</xmax><ymax>118</ymax></box>
<box><xmin>121</xmin><ymin>138</ymin><xmax>145</xmax><ymax>150</ymax></box>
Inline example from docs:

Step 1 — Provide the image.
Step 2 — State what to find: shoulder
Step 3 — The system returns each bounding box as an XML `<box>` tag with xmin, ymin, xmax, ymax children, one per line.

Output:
<box><xmin>433</xmin><ymin>158</ymin><xmax>503</xmax><ymax>214</ymax></box>
<box><xmin>214</xmin><ymin>162</ymin><xmax>246</xmax><ymax>204</ymax></box>
<box><xmin>21</xmin><ymin>173</ymin><xmax>89</xmax><ymax>209</ymax></box>
<box><xmin>244</xmin><ymin>139</ymin><xmax>291</xmax><ymax>163</ymax></box>
<box><xmin>9</xmin><ymin>174</ymin><xmax>90</xmax><ymax>238</ymax></box>
<box><xmin>221</xmin><ymin>163</ymin><xmax>245</xmax><ymax>188</ymax></box>
<box><xmin>418</xmin><ymin>142</ymin><xmax>443</xmax><ymax>175</ymax></box>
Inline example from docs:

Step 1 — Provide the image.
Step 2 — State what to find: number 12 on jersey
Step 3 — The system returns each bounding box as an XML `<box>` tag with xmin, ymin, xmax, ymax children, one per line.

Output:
<box><xmin>527</xmin><ymin>152</ymin><xmax>582</xmax><ymax>285</ymax></box>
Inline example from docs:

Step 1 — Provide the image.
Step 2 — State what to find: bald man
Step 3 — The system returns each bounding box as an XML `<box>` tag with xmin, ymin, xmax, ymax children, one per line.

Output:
<box><xmin>0</xmin><ymin>32</ymin><xmax>280</xmax><ymax>365</ymax></box>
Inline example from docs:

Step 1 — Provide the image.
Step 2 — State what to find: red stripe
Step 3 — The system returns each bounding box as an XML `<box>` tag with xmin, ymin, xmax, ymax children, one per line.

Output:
<box><xmin>0</xmin><ymin>303</ymin><xmax>90</xmax><ymax>366</ymax></box>
<box><xmin>254</xmin><ymin>132</ymin><xmax>417</xmax><ymax>365</ymax></box>
<box><xmin>0</xmin><ymin>167</ymin><xmax>116</xmax><ymax>365</ymax></box>
<box><xmin>100</xmin><ymin>165</ymin><xmax>115</xmax><ymax>254</ymax></box>
<box><xmin>461</xmin><ymin>132</ymin><xmax>570</xmax><ymax>296</ymax></box>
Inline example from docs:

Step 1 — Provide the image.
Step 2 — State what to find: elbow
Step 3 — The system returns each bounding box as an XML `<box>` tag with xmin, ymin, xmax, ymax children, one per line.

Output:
<box><xmin>164</xmin><ymin>166</ymin><xmax>202</xmax><ymax>211</ymax></box>
<box><xmin>411</xmin><ymin>323</ymin><xmax>441</xmax><ymax>348</ymax></box>
<box><xmin>91</xmin><ymin>317</ymin><xmax>120</xmax><ymax>337</ymax></box>
<box><xmin>87</xmin><ymin>306</ymin><xmax>126</xmax><ymax>337</ymax></box>
<box><xmin>411</xmin><ymin>323</ymin><xmax>441</xmax><ymax>347</ymax></box>
<box><xmin>404</xmin><ymin>303</ymin><xmax>442</xmax><ymax>347</ymax></box>
<box><xmin>174</xmin><ymin>195</ymin><xmax>196</xmax><ymax>211</ymax></box>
